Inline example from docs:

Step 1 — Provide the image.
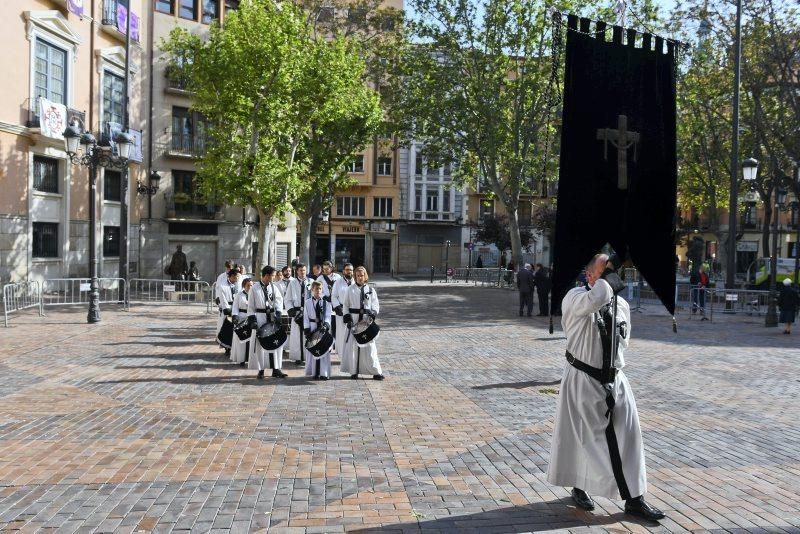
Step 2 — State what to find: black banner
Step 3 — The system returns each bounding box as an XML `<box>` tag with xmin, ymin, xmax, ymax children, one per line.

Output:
<box><xmin>552</xmin><ymin>16</ymin><xmax>678</xmax><ymax>315</ymax></box>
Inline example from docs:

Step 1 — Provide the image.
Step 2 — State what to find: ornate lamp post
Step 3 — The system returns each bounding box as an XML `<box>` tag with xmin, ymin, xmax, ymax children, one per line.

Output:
<box><xmin>765</xmin><ymin>184</ymin><xmax>789</xmax><ymax>327</ymax></box>
<box><xmin>63</xmin><ymin>123</ymin><xmax>133</xmax><ymax>323</ymax></box>
<box><xmin>137</xmin><ymin>170</ymin><xmax>161</xmax><ymax>196</ymax></box>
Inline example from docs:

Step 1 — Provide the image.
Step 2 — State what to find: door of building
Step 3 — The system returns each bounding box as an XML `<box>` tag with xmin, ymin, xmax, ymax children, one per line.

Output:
<box><xmin>417</xmin><ymin>245</ymin><xmax>443</xmax><ymax>270</ymax></box>
<box><xmin>336</xmin><ymin>236</ymin><xmax>365</xmax><ymax>269</ymax></box>
<box><xmin>169</xmin><ymin>241</ymin><xmax>217</xmax><ymax>283</ymax></box>
<box><xmin>373</xmin><ymin>239</ymin><xmax>391</xmax><ymax>273</ymax></box>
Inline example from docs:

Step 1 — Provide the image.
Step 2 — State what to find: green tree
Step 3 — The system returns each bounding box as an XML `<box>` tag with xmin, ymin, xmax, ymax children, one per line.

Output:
<box><xmin>291</xmin><ymin>0</ymin><xmax>403</xmax><ymax>266</ymax></box>
<box><xmin>292</xmin><ymin>37</ymin><xmax>383</xmax><ymax>266</ymax></box>
<box><xmin>475</xmin><ymin>215</ymin><xmax>533</xmax><ymax>258</ymax></box>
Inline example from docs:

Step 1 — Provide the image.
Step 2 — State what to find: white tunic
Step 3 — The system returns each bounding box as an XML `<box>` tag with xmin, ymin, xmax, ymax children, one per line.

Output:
<box><xmin>285</xmin><ymin>277</ymin><xmax>313</xmax><ymax>361</ymax></box>
<box><xmin>246</xmin><ymin>280</ymin><xmax>285</xmax><ymax>370</ymax></box>
<box><xmin>547</xmin><ymin>279</ymin><xmax>646</xmax><ymax>500</ymax></box>
<box><xmin>341</xmin><ymin>283</ymin><xmax>382</xmax><ymax>376</ymax></box>
<box><xmin>331</xmin><ymin>276</ymin><xmax>354</xmax><ymax>358</ymax></box>
<box><xmin>215</xmin><ymin>280</ymin><xmax>235</xmax><ymax>348</ymax></box>
<box><xmin>303</xmin><ymin>296</ymin><xmax>332</xmax><ymax>378</ymax></box>
<box><xmin>230</xmin><ymin>290</ymin><xmax>250</xmax><ymax>363</ymax></box>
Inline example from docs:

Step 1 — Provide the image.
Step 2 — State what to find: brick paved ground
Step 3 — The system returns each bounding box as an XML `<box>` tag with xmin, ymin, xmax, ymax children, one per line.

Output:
<box><xmin>0</xmin><ymin>279</ymin><xmax>798</xmax><ymax>533</ymax></box>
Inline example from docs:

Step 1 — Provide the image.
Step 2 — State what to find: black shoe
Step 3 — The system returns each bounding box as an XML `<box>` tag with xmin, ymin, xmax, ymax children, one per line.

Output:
<box><xmin>239</xmin><ymin>362</ymin><xmax>246</xmax><ymax>367</ymax></box>
<box><xmin>225</xmin><ymin>348</ymin><xmax>231</xmax><ymax>356</ymax></box>
<box><xmin>257</xmin><ymin>370</ymin><xmax>265</xmax><ymax>379</ymax></box>
<box><xmin>527</xmin><ymin>313</ymin><xmax>532</xmax><ymax>317</ymax></box>
<box><xmin>571</xmin><ymin>488</ymin><xmax>594</xmax><ymax>511</ymax></box>
<box><xmin>295</xmin><ymin>359</ymin><xmax>305</xmax><ymax>366</ymax></box>
<box><xmin>625</xmin><ymin>496</ymin><xmax>665</xmax><ymax>521</ymax></box>
<box><xmin>519</xmin><ymin>311</ymin><xmax>524</xmax><ymax>317</ymax></box>
<box><xmin>351</xmin><ymin>374</ymin><xmax>359</xmax><ymax>379</ymax></box>
<box><xmin>319</xmin><ymin>376</ymin><xmax>329</xmax><ymax>380</ymax></box>
<box><xmin>373</xmin><ymin>374</ymin><xmax>385</xmax><ymax>381</ymax></box>
<box><xmin>272</xmin><ymin>370</ymin><xmax>288</xmax><ymax>378</ymax></box>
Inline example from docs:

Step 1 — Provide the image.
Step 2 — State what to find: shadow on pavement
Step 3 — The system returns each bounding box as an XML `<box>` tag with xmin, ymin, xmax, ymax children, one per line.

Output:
<box><xmin>473</xmin><ymin>379</ymin><xmax>561</xmax><ymax>390</ymax></box>
<box><xmin>349</xmin><ymin>497</ymin><xmax>657</xmax><ymax>533</ymax></box>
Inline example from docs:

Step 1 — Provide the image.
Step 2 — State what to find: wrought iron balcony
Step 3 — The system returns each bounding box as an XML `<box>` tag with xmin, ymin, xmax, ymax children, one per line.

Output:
<box><xmin>163</xmin><ymin>130</ymin><xmax>207</xmax><ymax>159</ymax></box>
<box><xmin>166</xmin><ymin>193</ymin><xmax>223</xmax><ymax>221</ymax></box>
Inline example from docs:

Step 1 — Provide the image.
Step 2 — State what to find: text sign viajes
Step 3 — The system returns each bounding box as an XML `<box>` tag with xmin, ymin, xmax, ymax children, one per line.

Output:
<box><xmin>163</xmin><ymin>284</ymin><xmax>176</xmax><ymax>293</ymax></box>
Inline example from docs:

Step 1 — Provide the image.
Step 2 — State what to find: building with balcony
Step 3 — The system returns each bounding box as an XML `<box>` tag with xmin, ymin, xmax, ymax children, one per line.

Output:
<box><xmin>140</xmin><ymin>0</ymin><xmax>297</xmax><ymax>282</ymax></box>
<box><xmin>0</xmin><ymin>0</ymin><xmax>148</xmax><ymax>283</ymax></box>
<box><xmin>396</xmin><ymin>143</ymin><xmax>469</xmax><ymax>273</ymax></box>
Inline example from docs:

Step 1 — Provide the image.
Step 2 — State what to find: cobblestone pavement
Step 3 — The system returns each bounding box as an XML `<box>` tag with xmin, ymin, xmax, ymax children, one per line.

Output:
<box><xmin>0</xmin><ymin>280</ymin><xmax>798</xmax><ymax>533</ymax></box>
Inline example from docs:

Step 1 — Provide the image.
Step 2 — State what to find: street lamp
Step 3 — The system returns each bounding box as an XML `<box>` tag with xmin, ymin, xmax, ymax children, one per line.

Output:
<box><xmin>727</xmin><ymin>157</ymin><xmax>759</xmax><ymax>290</ymax></box>
<box><xmin>444</xmin><ymin>239</ymin><xmax>451</xmax><ymax>279</ymax></box>
<box><xmin>137</xmin><ymin>170</ymin><xmax>161</xmax><ymax>196</ymax></box>
<box><xmin>765</xmin><ymin>183</ymin><xmax>790</xmax><ymax>327</ymax></box>
<box><xmin>63</xmin><ymin>123</ymin><xmax>132</xmax><ymax>323</ymax></box>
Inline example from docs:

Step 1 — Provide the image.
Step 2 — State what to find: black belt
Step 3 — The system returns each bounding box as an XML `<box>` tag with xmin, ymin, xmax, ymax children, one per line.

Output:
<box><xmin>565</xmin><ymin>351</ymin><xmax>616</xmax><ymax>384</ymax></box>
<box><xmin>255</xmin><ymin>308</ymin><xmax>272</xmax><ymax>313</ymax></box>
<box><xmin>565</xmin><ymin>350</ymin><xmax>630</xmax><ymax>500</ymax></box>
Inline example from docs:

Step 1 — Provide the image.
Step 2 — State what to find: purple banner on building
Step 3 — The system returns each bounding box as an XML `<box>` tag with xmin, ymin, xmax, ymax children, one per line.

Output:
<box><xmin>116</xmin><ymin>5</ymin><xmax>141</xmax><ymax>42</ymax></box>
<box><xmin>67</xmin><ymin>0</ymin><xmax>84</xmax><ymax>17</ymax></box>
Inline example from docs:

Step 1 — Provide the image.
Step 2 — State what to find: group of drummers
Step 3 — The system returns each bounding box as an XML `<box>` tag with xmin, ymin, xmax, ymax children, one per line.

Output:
<box><xmin>213</xmin><ymin>260</ymin><xmax>385</xmax><ymax>381</ymax></box>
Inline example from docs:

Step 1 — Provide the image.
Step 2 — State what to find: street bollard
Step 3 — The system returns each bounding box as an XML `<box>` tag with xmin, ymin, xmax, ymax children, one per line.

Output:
<box><xmin>430</xmin><ymin>265</ymin><xmax>435</xmax><ymax>283</ymax></box>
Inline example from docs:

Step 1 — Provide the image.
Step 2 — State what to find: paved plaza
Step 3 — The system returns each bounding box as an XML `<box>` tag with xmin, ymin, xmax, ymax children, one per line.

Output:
<box><xmin>0</xmin><ymin>280</ymin><xmax>798</xmax><ymax>533</ymax></box>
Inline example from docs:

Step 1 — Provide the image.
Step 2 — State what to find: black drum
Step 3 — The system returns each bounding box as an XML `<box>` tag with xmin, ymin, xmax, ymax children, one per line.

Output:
<box><xmin>234</xmin><ymin>319</ymin><xmax>252</xmax><ymax>341</ymax></box>
<box><xmin>217</xmin><ymin>317</ymin><xmax>234</xmax><ymax>349</ymax></box>
<box><xmin>305</xmin><ymin>330</ymin><xmax>334</xmax><ymax>358</ymax></box>
<box><xmin>352</xmin><ymin>316</ymin><xmax>380</xmax><ymax>347</ymax></box>
<box><xmin>257</xmin><ymin>321</ymin><xmax>287</xmax><ymax>351</ymax></box>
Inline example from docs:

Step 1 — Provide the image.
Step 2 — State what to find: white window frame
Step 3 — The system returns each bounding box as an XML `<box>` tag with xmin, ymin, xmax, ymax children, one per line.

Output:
<box><xmin>336</xmin><ymin>196</ymin><xmax>366</xmax><ymax>217</ymax></box>
<box><xmin>26</xmin><ymin>11</ymin><xmax>80</xmax><ymax>113</ymax></box>
<box><xmin>348</xmin><ymin>155</ymin><xmax>365</xmax><ymax>174</ymax></box>
<box><xmin>373</xmin><ymin>197</ymin><xmax>393</xmax><ymax>218</ymax></box>
<box><xmin>479</xmin><ymin>198</ymin><xmax>494</xmax><ymax>221</ymax></box>
<box><xmin>377</xmin><ymin>156</ymin><xmax>392</xmax><ymax>176</ymax></box>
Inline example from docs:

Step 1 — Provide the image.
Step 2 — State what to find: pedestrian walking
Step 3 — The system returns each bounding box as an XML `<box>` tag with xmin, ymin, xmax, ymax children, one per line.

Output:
<box><xmin>517</xmin><ymin>263</ymin><xmax>535</xmax><ymax>317</ymax></box>
<box><xmin>778</xmin><ymin>278</ymin><xmax>799</xmax><ymax>335</ymax></box>
<box><xmin>534</xmin><ymin>263</ymin><xmax>551</xmax><ymax>316</ymax></box>
<box><xmin>689</xmin><ymin>266</ymin><xmax>709</xmax><ymax>320</ymax></box>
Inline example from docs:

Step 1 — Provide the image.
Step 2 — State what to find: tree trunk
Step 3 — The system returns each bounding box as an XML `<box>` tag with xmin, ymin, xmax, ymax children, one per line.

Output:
<box><xmin>256</xmin><ymin>207</ymin><xmax>272</xmax><ymax>275</ymax></box>
<box><xmin>715</xmin><ymin>230</ymin><xmax>727</xmax><ymax>278</ymax></box>
<box><xmin>298</xmin><ymin>215</ymin><xmax>313</xmax><ymax>266</ymax></box>
<box><xmin>507</xmin><ymin>207</ymin><xmax>523</xmax><ymax>270</ymax></box>
<box><xmin>762</xmin><ymin>204</ymin><xmax>772</xmax><ymax>258</ymax></box>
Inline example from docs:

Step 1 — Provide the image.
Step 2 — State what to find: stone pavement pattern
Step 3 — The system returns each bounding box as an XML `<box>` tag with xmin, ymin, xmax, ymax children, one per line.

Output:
<box><xmin>0</xmin><ymin>280</ymin><xmax>798</xmax><ymax>533</ymax></box>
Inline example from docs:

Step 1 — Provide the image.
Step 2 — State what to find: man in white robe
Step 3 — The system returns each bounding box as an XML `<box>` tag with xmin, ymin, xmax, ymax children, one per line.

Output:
<box><xmin>319</xmin><ymin>261</ymin><xmax>341</xmax><ymax>350</ymax></box>
<box><xmin>246</xmin><ymin>266</ymin><xmax>288</xmax><ymax>379</ymax></box>
<box><xmin>341</xmin><ymin>266</ymin><xmax>384</xmax><ymax>380</ymax></box>
<box><xmin>215</xmin><ymin>270</ymin><xmax>238</xmax><ymax>356</ymax></box>
<box><xmin>215</xmin><ymin>260</ymin><xmax>234</xmax><ymax>289</ymax></box>
<box><xmin>547</xmin><ymin>253</ymin><xmax>664</xmax><ymax>521</ymax></box>
<box><xmin>285</xmin><ymin>264</ymin><xmax>313</xmax><ymax>365</ymax></box>
<box><xmin>331</xmin><ymin>263</ymin><xmax>354</xmax><ymax>360</ymax></box>
<box><xmin>277</xmin><ymin>266</ymin><xmax>294</xmax><ymax>361</ymax></box>
<box><xmin>303</xmin><ymin>280</ymin><xmax>332</xmax><ymax>379</ymax></box>
<box><xmin>230</xmin><ymin>277</ymin><xmax>252</xmax><ymax>366</ymax></box>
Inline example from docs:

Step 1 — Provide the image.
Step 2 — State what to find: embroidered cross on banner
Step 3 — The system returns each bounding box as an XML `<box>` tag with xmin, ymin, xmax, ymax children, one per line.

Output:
<box><xmin>596</xmin><ymin>115</ymin><xmax>640</xmax><ymax>190</ymax></box>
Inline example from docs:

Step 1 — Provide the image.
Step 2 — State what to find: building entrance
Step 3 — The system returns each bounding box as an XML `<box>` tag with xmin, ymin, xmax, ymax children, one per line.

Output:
<box><xmin>373</xmin><ymin>239</ymin><xmax>391</xmax><ymax>273</ymax></box>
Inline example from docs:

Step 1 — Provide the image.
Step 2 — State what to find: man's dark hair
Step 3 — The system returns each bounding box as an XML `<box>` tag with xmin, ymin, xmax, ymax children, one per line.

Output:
<box><xmin>282</xmin><ymin>266</ymin><xmax>291</xmax><ymax>272</ymax></box>
<box><xmin>224</xmin><ymin>260</ymin><xmax>233</xmax><ymax>268</ymax></box>
<box><xmin>261</xmin><ymin>265</ymin><xmax>275</xmax><ymax>276</ymax></box>
<box><xmin>535</xmin><ymin>263</ymin><xmax>544</xmax><ymax>269</ymax></box>
<box><xmin>295</xmin><ymin>263</ymin><xmax>306</xmax><ymax>270</ymax></box>
<box><xmin>343</xmin><ymin>262</ymin><xmax>354</xmax><ymax>269</ymax></box>
<box><xmin>322</xmin><ymin>260</ymin><xmax>333</xmax><ymax>268</ymax></box>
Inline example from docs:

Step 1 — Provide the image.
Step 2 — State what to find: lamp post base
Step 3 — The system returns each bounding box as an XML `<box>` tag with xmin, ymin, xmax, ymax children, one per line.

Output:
<box><xmin>765</xmin><ymin>292</ymin><xmax>779</xmax><ymax>327</ymax></box>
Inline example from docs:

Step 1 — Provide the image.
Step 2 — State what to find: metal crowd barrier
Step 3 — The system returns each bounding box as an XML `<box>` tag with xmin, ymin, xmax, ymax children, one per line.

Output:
<box><xmin>438</xmin><ymin>267</ymin><xmax>514</xmax><ymax>288</ymax></box>
<box><xmin>128</xmin><ymin>279</ymin><xmax>213</xmax><ymax>313</ymax></box>
<box><xmin>3</xmin><ymin>281</ymin><xmax>43</xmax><ymax>327</ymax></box>
<box><xmin>41</xmin><ymin>278</ymin><xmax>129</xmax><ymax>311</ymax></box>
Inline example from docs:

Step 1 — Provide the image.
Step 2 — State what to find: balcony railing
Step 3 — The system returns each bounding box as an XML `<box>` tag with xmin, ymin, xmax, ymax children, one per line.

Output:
<box><xmin>25</xmin><ymin>97</ymin><xmax>86</xmax><ymax>130</ymax></box>
<box><xmin>165</xmin><ymin>66</ymin><xmax>191</xmax><ymax>93</ymax></box>
<box><xmin>412</xmin><ymin>211</ymin><xmax>454</xmax><ymax>221</ymax></box>
<box><xmin>164</xmin><ymin>131</ymin><xmax>207</xmax><ymax>158</ymax></box>
<box><xmin>166</xmin><ymin>193</ymin><xmax>222</xmax><ymax>221</ymax></box>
